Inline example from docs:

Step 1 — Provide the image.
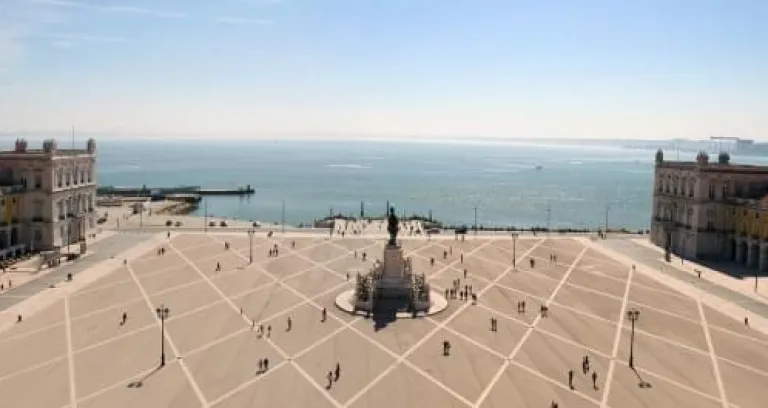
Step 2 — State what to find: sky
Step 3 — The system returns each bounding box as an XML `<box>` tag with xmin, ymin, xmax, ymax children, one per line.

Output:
<box><xmin>0</xmin><ymin>0</ymin><xmax>767</xmax><ymax>140</ymax></box>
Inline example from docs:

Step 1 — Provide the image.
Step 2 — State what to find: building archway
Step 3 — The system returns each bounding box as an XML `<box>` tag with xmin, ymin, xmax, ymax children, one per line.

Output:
<box><xmin>749</xmin><ymin>242</ymin><xmax>760</xmax><ymax>268</ymax></box>
<box><xmin>738</xmin><ymin>241</ymin><xmax>749</xmax><ymax>264</ymax></box>
<box><xmin>728</xmin><ymin>238</ymin><xmax>737</xmax><ymax>261</ymax></box>
<box><xmin>10</xmin><ymin>227</ymin><xmax>18</xmax><ymax>246</ymax></box>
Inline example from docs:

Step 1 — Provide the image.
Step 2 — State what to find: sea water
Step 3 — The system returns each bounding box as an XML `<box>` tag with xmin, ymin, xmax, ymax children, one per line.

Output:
<box><xmin>96</xmin><ymin>138</ymin><xmax>661</xmax><ymax>229</ymax></box>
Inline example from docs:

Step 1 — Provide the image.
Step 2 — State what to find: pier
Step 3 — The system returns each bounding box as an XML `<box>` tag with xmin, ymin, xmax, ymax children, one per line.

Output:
<box><xmin>97</xmin><ymin>184</ymin><xmax>255</xmax><ymax>197</ymax></box>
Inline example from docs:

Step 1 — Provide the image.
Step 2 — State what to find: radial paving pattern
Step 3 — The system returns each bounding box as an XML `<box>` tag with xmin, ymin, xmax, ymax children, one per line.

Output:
<box><xmin>0</xmin><ymin>233</ymin><xmax>766</xmax><ymax>408</ymax></box>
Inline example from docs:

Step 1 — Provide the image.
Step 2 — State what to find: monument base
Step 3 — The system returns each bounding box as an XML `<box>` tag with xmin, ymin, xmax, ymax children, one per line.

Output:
<box><xmin>334</xmin><ymin>289</ymin><xmax>448</xmax><ymax>318</ymax></box>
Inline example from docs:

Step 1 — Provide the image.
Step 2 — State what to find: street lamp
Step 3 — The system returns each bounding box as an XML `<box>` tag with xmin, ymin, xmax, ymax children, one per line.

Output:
<box><xmin>155</xmin><ymin>305</ymin><xmax>170</xmax><ymax>367</ymax></box>
<box><xmin>627</xmin><ymin>308</ymin><xmax>640</xmax><ymax>368</ymax></box>
<box><xmin>511</xmin><ymin>233</ymin><xmax>519</xmax><ymax>268</ymax></box>
<box><xmin>248</xmin><ymin>229</ymin><xmax>255</xmax><ymax>263</ymax></box>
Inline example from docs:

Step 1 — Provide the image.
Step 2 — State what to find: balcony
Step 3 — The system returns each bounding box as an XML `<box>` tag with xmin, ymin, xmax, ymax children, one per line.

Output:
<box><xmin>59</xmin><ymin>214</ymin><xmax>66</xmax><ymax>220</ymax></box>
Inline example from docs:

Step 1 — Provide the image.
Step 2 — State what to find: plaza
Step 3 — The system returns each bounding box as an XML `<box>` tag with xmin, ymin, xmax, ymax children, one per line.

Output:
<box><xmin>0</xmin><ymin>232</ymin><xmax>766</xmax><ymax>408</ymax></box>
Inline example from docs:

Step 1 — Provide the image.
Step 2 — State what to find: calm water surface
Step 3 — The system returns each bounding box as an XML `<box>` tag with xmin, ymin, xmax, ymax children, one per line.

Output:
<box><xmin>93</xmin><ymin>139</ymin><xmax>753</xmax><ymax>230</ymax></box>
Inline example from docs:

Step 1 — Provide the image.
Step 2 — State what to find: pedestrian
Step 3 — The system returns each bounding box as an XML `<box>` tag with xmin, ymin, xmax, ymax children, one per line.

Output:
<box><xmin>443</xmin><ymin>340</ymin><xmax>451</xmax><ymax>356</ymax></box>
<box><xmin>334</xmin><ymin>363</ymin><xmax>340</xmax><ymax>381</ymax></box>
<box><xmin>443</xmin><ymin>250</ymin><xmax>447</xmax><ymax>259</ymax></box>
<box><xmin>121</xmin><ymin>312</ymin><xmax>128</xmax><ymax>325</ymax></box>
<box><xmin>267</xmin><ymin>325</ymin><xmax>272</xmax><ymax>338</ymax></box>
<box><xmin>471</xmin><ymin>293</ymin><xmax>477</xmax><ymax>304</ymax></box>
<box><xmin>327</xmin><ymin>371</ymin><xmax>334</xmax><ymax>389</ymax></box>
<box><xmin>584</xmin><ymin>355</ymin><xmax>590</xmax><ymax>373</ymax></box>
<box><xmin>346</xmin><ymin>272</ymin><xmax>349</xmax><ymax>281</ymax></box>
<box><xmin>592</xmin><ymin>371</ymin><xmax>598</xmax><ymax>389</ymax></box>
<box><xmin>321</xmin><ymin>308</ymin><xmax>327</xmax><ymax>322</ymax></box>
<box><xmin>463</xmin><ymin>269</ymin><xmax>467</xmax><ymax>279</ymax></box>
<box><xmin>287</xmin><ymin>316</ymin><xmax>292</xmax><ymax>331</ymax></box>
<box><xmin>216</xmin><ymin>262</ymin><xmax>221</xmax><ymax>272</ymax></box>
<box><xmin>263</xmin><ymin>358</ymin><xmax>269</xmax><ymax>371</ymax></box>
<box><xmin>460</xmin><ymin>253</ymin><xmax>464</xmax><ymax>263</ymax></box>
<box><xmin>17</xmin><ymin>314</ymin><xmax>22</xmax><ymax>323</ymax></box>
<box><xmin>568</xmin><ymin>369</ymin><xmax>574</xmax><ymax>389</ymax></box>
<box><xmin>251</xmin><ymin>320</ymin><xmax>255</xmax><ymax>331</ymax></box>
<box><xmin>354</xmin><ymin>250</ymin><xmax>357</xmax><ymax>259</ymax></box>
<box><xmin>551</xmin><ymin>402</ymin><xmax>559</xmax><ymax>408</ymax></box>
<box><xmin>745</xmin><ymin>316</ymin><xmax>749</xmax><ymax>326</ymax></box>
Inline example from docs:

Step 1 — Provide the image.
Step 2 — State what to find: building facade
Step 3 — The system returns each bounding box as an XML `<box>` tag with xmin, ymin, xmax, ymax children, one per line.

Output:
<box><xmin>651</xmin><ymin>149</ymin><xmax>768</xmax><ymax>271</ymax></box>
<box><xmin>0</xmin><ymin>138</ymin><xmax>98</xmax><ymax>257</ymax></box>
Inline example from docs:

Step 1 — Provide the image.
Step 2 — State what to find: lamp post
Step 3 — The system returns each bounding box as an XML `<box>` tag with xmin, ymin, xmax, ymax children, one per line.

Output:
<box><xmin>248</xmin><ymin>228</ymin><xmax>255</xmax><ymax>264</ymax></box>
<box><xmin>473</xmin><ymin>206</ymin><xmax>478</xmax><ymax>236</ymax></box>
<box><xmin>627</xmin><ymin>308</ymin><xmax>640</xmax><ymax>368</ymax></box>
<box><xmin>511</xmin><ymin>233</ymin><xmax>519</xmax><ymax>268</ymax></box>
<box><xmin>204</xmin><ymin>200</ymin><xmax>208</xmax><ymax>233</ymax></box>
<box><xmin>155</xmin><ymin>305</ymin><xmax>170</xmax><ymax>367</ymax></box>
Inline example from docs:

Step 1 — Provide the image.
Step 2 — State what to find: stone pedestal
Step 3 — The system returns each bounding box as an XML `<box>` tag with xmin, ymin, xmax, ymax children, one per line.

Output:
<box><xmin>341</xmin><ymin>239</ymin><xmax>446</xmax><ymax>318</ymax></box>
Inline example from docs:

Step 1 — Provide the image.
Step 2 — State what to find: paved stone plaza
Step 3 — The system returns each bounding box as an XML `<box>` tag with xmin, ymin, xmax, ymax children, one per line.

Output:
<box><xmin>1</xmin><ymin>233</ymin><xmax>767</xmax><ymax>408</ymax></box>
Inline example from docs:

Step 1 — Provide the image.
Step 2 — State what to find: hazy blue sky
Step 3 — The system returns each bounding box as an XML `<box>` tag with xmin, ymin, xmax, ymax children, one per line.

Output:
<box><xmin>0</xmin><ymin>0</ymin><xmax>766</xmax><ymax>139</ymax></box>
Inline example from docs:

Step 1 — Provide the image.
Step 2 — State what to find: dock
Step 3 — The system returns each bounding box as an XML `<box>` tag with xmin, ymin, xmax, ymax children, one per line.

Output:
<box><xmin>97</xmin><ymin>184</ymin><xmax>255</xmax><ymax>197</ymax></box>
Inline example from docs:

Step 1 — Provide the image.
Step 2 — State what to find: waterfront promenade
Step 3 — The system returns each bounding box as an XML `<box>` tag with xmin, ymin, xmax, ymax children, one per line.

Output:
<box><xmin>0</xmin><ymin>231</ymin><xmax>766</xmax><ymax>407</ymax></box>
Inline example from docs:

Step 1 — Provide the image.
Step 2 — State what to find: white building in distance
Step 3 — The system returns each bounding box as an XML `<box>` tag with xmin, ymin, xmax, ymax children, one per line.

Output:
<box><xmin>0</xmin><ymin>138</ymin><xmax>97</xmax><ymax>257</ymax></box>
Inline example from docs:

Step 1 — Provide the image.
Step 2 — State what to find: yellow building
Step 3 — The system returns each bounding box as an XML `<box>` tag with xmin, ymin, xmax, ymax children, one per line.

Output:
<box><xmin>652</xmin><ymin>150</ymin><xmax>768</xmax><ymax>271</ymax></box>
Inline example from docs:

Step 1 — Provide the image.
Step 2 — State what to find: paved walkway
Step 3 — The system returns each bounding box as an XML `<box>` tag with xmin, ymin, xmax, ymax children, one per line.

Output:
<box><xmin>1</xmin><ymin>233</ymin><xmax>767</xmax><ymax>407</ymax></box>
<box><xmin>601</xmin><ymin>239</ymin><xmax>768</xmax><ymax>321</ymax></box>
<box><xmin>0</xmin><ymin>233</ymin><xmax>151</xmax><ymax>312</ymax></box>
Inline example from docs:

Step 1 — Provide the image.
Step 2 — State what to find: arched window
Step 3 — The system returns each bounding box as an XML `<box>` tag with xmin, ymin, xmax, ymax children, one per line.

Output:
<box><xmin>57</xmin><ymin>168</ymin><xmax>63</xmax><ymax>188</ymax></box>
